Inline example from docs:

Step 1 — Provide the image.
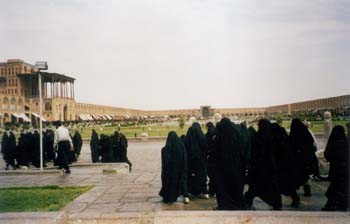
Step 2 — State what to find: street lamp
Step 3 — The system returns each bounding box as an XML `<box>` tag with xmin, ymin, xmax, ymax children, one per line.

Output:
<box><xmin>35</xmin><ymin>61</ymin><xmax>48</xmax><ymax>171</ymax></box>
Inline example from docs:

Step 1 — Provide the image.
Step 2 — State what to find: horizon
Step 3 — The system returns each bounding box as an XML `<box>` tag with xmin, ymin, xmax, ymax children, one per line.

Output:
<box><xmin>1</xmin><ymin>0</ymin><xmax>349</xmax><ymax>110</ymax></box>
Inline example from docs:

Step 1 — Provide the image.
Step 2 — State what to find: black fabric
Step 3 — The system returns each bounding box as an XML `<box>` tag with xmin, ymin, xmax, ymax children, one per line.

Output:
<box><xmin>289</xmin><ymin>118</ymin><xmax>316</xmax><ymax>187</ymax></box>
<box><xmin>100</xmin><ymin>134</ymin><xmax>114</xmax><ymax>163</ymax></box>
<box><xmin>110</xmin><ymin>131</ymin><xmax>119</xmax><ymax>162</ymax></box>
<box><xmin>184</xmin><ymin>122</ymin><xmax>208</xmax><ymax>196</ymax></box>
<box><xmin>44</xmin><ymin>130</ymin><xmax>55</xmax><ymax>162</ymax></box>
<box><xmin>119</xmin><ymin>134</ymin><xmax>132</xmax><ymax>168</ymax></box>
<box><xmin>16</xmin><ymin>133</ymin><xmax>29</xmax><ymax>167</ymax></box>
<box><xmin>205</xmin><ymin>122</ymin><xmax>217</xmax><ymax>196</ymax></box>
<box><xmin>73</xmin><ymin>131</ymin><xmax>83</xmax><ymax>158</ymax></box>
<box><xmin>159</xmin><ymin>131</ymin><xmax>188</xmax><ymax>203</ymax></box>
<box><xmin>31</xmin><ymin>131</ymin><xmax>41</xmax><ymax>168</ymax></box>
<box><xmin>1</xmin><ymin>132</ymin><xmax>9</xmax><ymax>165</ymax></box>
<box><xmin>90</xmin><ymin>130</ymin><xmax>100</xmax><ymax>163</ymax></box>
<box><xmin>215</xmin><ymin>118</ymin><xmax>246</xmax><ymax>210</ymax></box>
<box><xmin>56</xmin><ymin>141</ymin><xmax>71</xmax><ymax>171</ymax></box>
<box><xmin>324</xmin><ymin>125</ymin><xmax>349</xmax><ymax>211</ymax></box>
<box><xmin>245</xmin><ymin>119</ymin><xmax>282</xmax><ymax>210</ymax></box>
<box><xmin>271</xmin><ymin>123</ymin><xmax>300</xmax><ymax>202</ymax></box>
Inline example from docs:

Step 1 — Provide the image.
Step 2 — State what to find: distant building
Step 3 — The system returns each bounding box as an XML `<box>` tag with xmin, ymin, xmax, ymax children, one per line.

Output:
<box><xmin>0</xmin><ymin>59</ymin><xmax>76</xmax><ymax>125</ymax></box>
<box><xmin>1</xmin><ymin>59</ymin><xmax>349</xmax><ymax>126</ymax></box>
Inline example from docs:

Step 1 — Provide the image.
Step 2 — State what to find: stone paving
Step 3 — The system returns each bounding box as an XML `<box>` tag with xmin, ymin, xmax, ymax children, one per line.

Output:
<box><xmin>0</xmin><ymin>139</ymin><xmax>335</xmax><ymax>213</ymax></box>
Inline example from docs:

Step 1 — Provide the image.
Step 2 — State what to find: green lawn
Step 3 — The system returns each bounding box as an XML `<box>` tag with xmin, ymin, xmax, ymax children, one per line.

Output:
<box><xmin>0</xmin><ymin>185</ymin><xmax>92</xmax><ymax>212</ymax></box>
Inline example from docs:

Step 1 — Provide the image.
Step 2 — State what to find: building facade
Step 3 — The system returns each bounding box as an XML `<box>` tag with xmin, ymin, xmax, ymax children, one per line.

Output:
<box><xmin>0</xmin><ymin>59</ymin><xmax>76</xmax><ymax>126</ymax></box>
<box><xmin>1</xmin><ymin>59</ymin><xmax>349</xmax><ymax>126</ymax></box>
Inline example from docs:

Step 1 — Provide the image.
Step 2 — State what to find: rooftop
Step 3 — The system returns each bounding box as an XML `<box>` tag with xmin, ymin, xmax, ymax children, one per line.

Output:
<box><xmin>17</xmin><ymin>72</ymin><xmax>75</xmax><ymax>82</ymax></box>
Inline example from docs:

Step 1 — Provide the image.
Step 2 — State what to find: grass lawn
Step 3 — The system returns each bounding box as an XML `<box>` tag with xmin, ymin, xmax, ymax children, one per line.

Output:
<box><xmin>0</xmin><ymin>185</ymin><xmax>92</xmax><ymax>212</ymax></box>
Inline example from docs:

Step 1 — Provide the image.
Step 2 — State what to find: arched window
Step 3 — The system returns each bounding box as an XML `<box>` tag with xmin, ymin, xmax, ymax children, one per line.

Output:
<box><xmin>10</xmin><ymin>97</ymin><xmax>17</xmax><ymax>110</ymax></box>
<box><xmin>2</xmin><ymin>97</ymin><xmax>9</xmax><ymax>109</ymax></box>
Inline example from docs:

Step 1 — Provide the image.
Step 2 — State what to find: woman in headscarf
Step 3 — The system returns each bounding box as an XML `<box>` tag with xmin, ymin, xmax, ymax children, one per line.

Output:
<box><xmin>119</xmin><ymin>133</ymin><xmax>132</xmax><ymax>171</ymax></box>
<box><xmin>100</xmin><ymin>134</ymin><xmax>114</xmax><ymax>163</ymax></box>
<box><xmin>322</xmin><ymin>125</ymin><xmax>349</xmax><ymax>211</ymax></box>
<box><xmin>73</xmin><ymin>130</ymin><xmax>83</xmax><ymax>159</ymax></box>
<box><xmin>184</xmin><ymin>122</ymin><xmax>209</xmax><ymax>198</ymax></box>
<box><xmin>271</xmin><ymin>123</ymin><xmax>300</xmax><ymax>208</ymax></box>
<box><xmin>90</xmin><ymin>129</ymin><xmax>100</xmax><ymax>163</ymax></box>
<box><xmin>245</xmin><ymin>119</ymin><xmax>282</xmax><ymax>210</ymax></box>
<box><xmin>205</xmin><ymin>122</ymin><xmax>217</xmax><ymax>196</ymax></box>
<box><xmin>215</xmin><ymin>118</ymin><xmax>246</xmax><ymax>210</ymax></box>
<box><xmin>159</xmin><ymin>131</ymin><xmax>189</xmax><ymax>204</ymax></box>
<box><xmin>110</xmin><ymin>131</ymin><xmax>120</xmax><ymax>162</ymax></box>
<box><xmin>289</xmin><ymin>118</ymin><xmax>316</xmax><ymax>197</ymax></box>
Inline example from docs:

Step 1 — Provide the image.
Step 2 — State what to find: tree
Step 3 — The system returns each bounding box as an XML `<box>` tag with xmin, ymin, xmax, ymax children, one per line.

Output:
<box><xmin>179</xmin><ymin>116</ymin><xmax>185</xmax><ymax>129</ymax></box>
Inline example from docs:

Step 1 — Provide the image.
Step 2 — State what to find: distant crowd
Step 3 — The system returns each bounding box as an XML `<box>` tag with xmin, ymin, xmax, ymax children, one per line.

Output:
<box><xmin>1</xmin><ymin>125</ymin><xmax>82</xmax><ymax>170</ymax></box>
<box><xmin>1</xmin><ymin>122</ymin><xmax>132</xmax><ymax>173</ymax></box>
<box><xmin>89</xmin><ymin>130</ymin><xmax>132</xmax><ymax>170</ymax></box>
<box><xmin>159</xmin><ymin>118</ymin><xmax>350</xmax><ymax>211</ymax></box>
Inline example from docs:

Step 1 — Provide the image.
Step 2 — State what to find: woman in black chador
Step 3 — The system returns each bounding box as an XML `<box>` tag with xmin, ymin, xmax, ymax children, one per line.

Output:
<box><xmin>215</xmin><ymin>118</ymin><xmax>246</xmax><ymax>210</ymax></box>
<box><xmin>119</xmin><ymin>133</ymin><xmax>132</xmax><ymax>171</ymax></box>
<box><xmin>1</xmin><ymin>131</ymin><xmax>16</xmax><ymax>170</ymax></box>
<box><xmin>323</xmin><ymin>125</ymin><xmax>349</xmax><ymax>211</ymax></box>
<box><xmin>245</xmin><ymin>119</ymin><xmax>282</xmax><ymax>210</ymax></box>
<box><xmin>205</xmin><ymin>122</ymin><xmax>217</xmax><ymax>196</ymax></box>
<box><xmin>110</xmin><ymin>131</ymin><xmax>120</xmax><ymax>162</ymax></box>
<box><xmin>90</xmin><ymin>130</ymin><xmax>100</xmax><ymax>163</ymax></box>
<box><xmin>73</xmin><ymin>131</ymin><xmax>83</xmax><ymax>159</ymax></box>
<box><xmin>184</xmin><ymin>122</ymin><xmax>208</xmax><ymax>197</ymax></box>
<box><xmin>289</xmin><ymin>118</ymin><xmax>315</xmax><ymax>197</ymax></box>
<box><xmin>99</xmin><ymin>134</ymin><xmax>114</xmax><ymax>162</ymax></box>
<box><xmin>271</xmin><ymin>123</ymin><xmax>300</xmax><ymax>207</ymax></box>
<box><xmin>159</xmin><ymin>131</ymin><xmax>189</xmax><ymax>204</ymax></box>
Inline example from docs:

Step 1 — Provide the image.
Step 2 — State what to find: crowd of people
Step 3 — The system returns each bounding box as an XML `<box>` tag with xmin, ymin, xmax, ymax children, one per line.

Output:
<box><xmin>1</xmin><ymin>123</ymin><xmax>82</xmax><ymax>171</ymax></box>
<box><xmin>159</xmin><ymin>118</ymin><xmax>350</xmax><ymax>211</ymax></box>
<box><xmin>89</xmin><ymin>130</ymin><xmax>132</xmax><ymax>170</ymax></box>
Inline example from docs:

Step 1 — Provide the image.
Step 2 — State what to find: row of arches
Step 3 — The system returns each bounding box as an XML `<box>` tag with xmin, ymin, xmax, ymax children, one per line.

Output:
<box><xmin>0</xmin><ymin>96</ymin><xmax>24</xmax><ymax>110</ymax></box>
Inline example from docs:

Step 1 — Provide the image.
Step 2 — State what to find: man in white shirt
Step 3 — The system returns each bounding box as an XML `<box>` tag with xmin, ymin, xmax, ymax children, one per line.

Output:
<box><xmin>54</xmin><ymin>121</ymin><xmax>73</xmax><ymax>173</ymax></box>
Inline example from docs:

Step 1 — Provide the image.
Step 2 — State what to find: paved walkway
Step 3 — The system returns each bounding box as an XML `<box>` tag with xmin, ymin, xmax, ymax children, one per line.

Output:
<box><xmin>0</xmin><ymin>139</ymin><xmax>335</xmax><ymax>213</ymax></box>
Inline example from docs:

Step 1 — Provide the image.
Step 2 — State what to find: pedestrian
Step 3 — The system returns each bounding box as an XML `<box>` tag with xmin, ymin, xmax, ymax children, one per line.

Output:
<box><xmin>159</xmin><ymin>131</ymin><xmax>189</xmax><ymax>204</ymax></box>
<box><xmin>54</xmin><ymin>121</ymin><xmax>73</xmax><ymax>173</ymax></box>
<box><xmin>323</xmin><ymin>126</ymin><xmax>349</xmax><ymax>211</ymax></box>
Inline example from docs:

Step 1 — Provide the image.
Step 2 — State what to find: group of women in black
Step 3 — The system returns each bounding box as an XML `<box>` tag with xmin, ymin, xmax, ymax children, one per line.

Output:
<box><xmin>1</xmin><ymin>129</ymin><xmax>83</xmax><ymax>169</ymax></box>
<box><xmin>159</xmin><ymin>118</ymin><xmax>349</xmax><ymax>211</ymax></box>
<box><xmin>89</xmin><ymin>130</ymin><xmax>132</xmax><ymax>170</ymax></box>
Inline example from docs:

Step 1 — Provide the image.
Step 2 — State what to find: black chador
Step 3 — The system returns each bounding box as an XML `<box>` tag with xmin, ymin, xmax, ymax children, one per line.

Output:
<box><xmin>44</xmin><ymin>130</ymin><xmax>55</xmax><ymax>162</ymax></box>
<box><xmin>205</xmin><ymin>122</ymin><xmax>217</xmax><ymax>196</ymax></box>
<box><xmin>1</xmin><ymin>131</ymin><xmax>16</xmax><ymax>169</ymax></box>
<box><xmin>239</xmin><ymin>123</ymin><xmax>252</xmax><ymax>184</ymax></box>
<box><xmin>289</xmin><ymin>118</ymin><xmax>316</xmax><ymax>196</ymax></box>
<box><xmin>245</xmin><ymin>119</ymin><xmax>282</xmax><ymax>210</ymax></box>
<box><xmin>16</xmin><ymin>132</ymin><xmax>29</xmax><ymax>167</ymax></box>
<box><xmin>110</xmin><ymin>131</ymin><xmax>120</xmax><ymax>162</ymax></box>
<box><xmin>215</xmin><ymin>118</ymin><xmax>246</xmax><ymax>210</ymax></box>
<box><xmin>271</xmin><ymin>123</ymin><xmax>300</xmax><ymax>207</ymax></box>
<box><xmin>31</xmin><ymin>130</ymin><xmax>41</xmax><ymax>168</ymax></box>
<box><xmin>69</xmin><ymin>133</ymin><xmax>77</xmax><ymax>163</ymax></box>
<box><xmin>184</xmin><ymin>122</ymin><xmax>208</xmax><ymax>196</ymax></box>
<box><xmin>73</xmin><ymin>131</ymin><xmax>83</xmax><ymax>158</ymax></box>
<box><xmin>100</xmin><ymin>134</ymin><xmax>114</xmax><ymax>163</ymax></box>
<box><xmin>323</xmin><ymin>126</ymin><xmax>349</xmax><ymax>211</ymax></box>
<box><xmin>159</xmin><ymin>131</ymin><xmax>188</xmax><ymax>203</ymax></box>
<box><xmin>119</xmin><ymin>134</ymin><xmax>132</xmax><ymax>170</ymax></box>
<box><xmin>90</xmin><ymin>130</ymin><xmax>100</xmax><ymax>163</ymax></box>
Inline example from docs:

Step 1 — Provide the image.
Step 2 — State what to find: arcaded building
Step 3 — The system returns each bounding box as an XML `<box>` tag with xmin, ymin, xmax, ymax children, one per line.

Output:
<box><xmin>1</xmin><ymin>59</ymin><xmax>349</xmax><ymax>126</ymax></box>
<box><xmin>0</xmin><ymin>59</ymin><xmax>76</xmax><ymax>126</ymax></box>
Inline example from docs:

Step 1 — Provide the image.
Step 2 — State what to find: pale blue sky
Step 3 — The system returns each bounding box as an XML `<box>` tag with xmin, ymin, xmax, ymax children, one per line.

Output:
<box><xmin>1</xmin><ymin>0</ymin><xmax>349</xmax><ymax>110</ymax></box>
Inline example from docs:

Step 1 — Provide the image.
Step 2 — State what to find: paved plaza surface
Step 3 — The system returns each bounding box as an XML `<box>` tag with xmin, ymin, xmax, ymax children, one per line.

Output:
<box><xmin>0</xmin><ymin>138</ymin><xmax>337</xmax><ymax>214</ymax></box>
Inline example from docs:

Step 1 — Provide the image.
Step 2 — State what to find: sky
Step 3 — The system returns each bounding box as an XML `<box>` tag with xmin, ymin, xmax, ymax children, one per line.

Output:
<box><xmin>0</xmin><ymin>0</ymin><xmax>349</xmax><ymax>110</ymax></box>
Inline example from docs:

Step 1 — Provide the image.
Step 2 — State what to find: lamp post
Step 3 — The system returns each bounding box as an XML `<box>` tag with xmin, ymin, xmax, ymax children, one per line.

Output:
<box><xmin>35</xmin><ymin>61</ymin><xmax>48</xmax><ymax>172</ymax></box>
